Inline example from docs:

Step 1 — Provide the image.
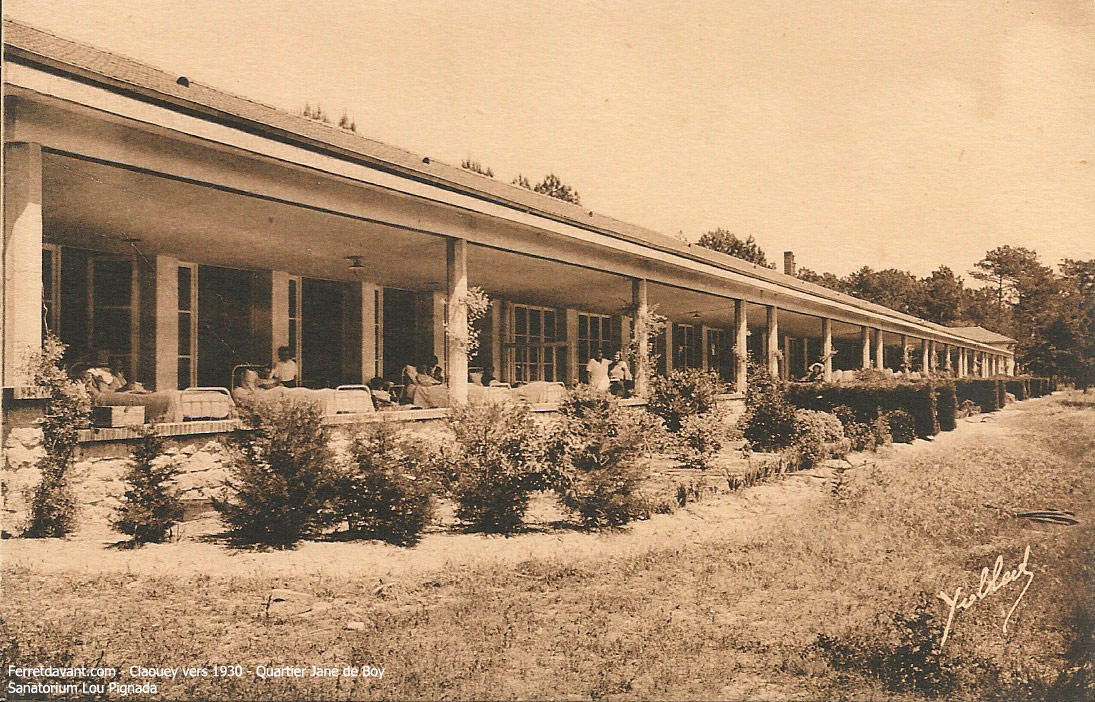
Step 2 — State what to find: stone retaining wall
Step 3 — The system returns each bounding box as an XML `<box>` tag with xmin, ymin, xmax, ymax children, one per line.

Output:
<box><xmin>1</xmin><ymin>397</ymin><xmax>739</xmax><ymax>535</ymax></box>
<box><xmin>2</xmin><ymin>427</ymin><xmax>237</xmax><ymax>535</ymax></box>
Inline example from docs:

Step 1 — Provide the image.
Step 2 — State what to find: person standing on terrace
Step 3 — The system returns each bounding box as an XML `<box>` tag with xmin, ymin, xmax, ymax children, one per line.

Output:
<box><xmin>586</xmin><ymin>348</ymin><xmax>611</xmax><ymax>392</ymax></box>
<box><xmin>609</xmin><ymin>350</ymin><xmax>633</xmax><ymax>397</ymax></box>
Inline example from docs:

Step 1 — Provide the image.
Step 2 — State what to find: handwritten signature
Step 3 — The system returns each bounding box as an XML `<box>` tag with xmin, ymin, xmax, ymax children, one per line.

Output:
<box><xmin>937</xmin><ymin>545</ymin><xmax>1034</xmax><ymax>648</ymax></box>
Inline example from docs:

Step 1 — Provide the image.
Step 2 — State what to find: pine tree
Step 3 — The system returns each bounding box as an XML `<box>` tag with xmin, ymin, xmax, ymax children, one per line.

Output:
<box><xmin>113</xmin><ymin>426</ymin><xmax>183</xmax><ymax>544</ymax></box>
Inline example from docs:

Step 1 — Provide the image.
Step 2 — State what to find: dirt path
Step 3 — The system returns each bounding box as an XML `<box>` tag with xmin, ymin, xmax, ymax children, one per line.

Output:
<box><xmin>0</xmin><ymin>401</ymin><xmax>1026</xmax><ymax>584</ymax></box>
<box><xmin>2</xmin><ymin>474</ymin><xmax>840</xmax><ymax>584</ymax></box>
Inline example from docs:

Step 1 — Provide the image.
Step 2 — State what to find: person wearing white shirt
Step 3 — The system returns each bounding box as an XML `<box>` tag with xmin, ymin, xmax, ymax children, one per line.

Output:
<box><xmin>608</xmin><ymin>351</ymin><xmax>633</xmax><ymax>396</ymax></box>
<box><xmin>267</xmin><ymin>345</ymin><xmax>298</xmax><ymax>387</ymax></box>
<box><xmin>585</xmin><ymin>349</ymin><xmax>611</xmax><ymax>392</ymax></box>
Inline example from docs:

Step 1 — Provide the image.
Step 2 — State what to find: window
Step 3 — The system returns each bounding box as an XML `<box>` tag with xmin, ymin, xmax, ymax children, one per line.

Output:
<box><xmin>577</xmin><ymin>312</ymin><xmax>619</xmax><ymax>381</ymax></box>
<box><xmin>507</xmin><ymin>304</ymin><xmax>565</xmax><ymax>383</ymax></box>
<box><xmin>42</xmin><ymin>245</ymin><xmax>60</xmax><ymax>335</ymax></box>
<box><xmin>177</xmin><ymin>263</ymin><xmax>198</xmax><ymax>388</ymax></box>
<box><xmin>288</xmin><ymin>275</ymin><xmax>302</xmax><ymax>375</ymax></box>
<box><xmin>674</xmin><ymin>323</ymin><xmax>701</xmax><ymax>369</ymax></box>
<box><xmin>706</xmin><ymin>327</ymin><xmax>734</xmax><ymax>382</ymax></box>
<box><xmin>88</xmin><ymin>255</ymin><xmax>137</xmax><ymax>378</ymax></box>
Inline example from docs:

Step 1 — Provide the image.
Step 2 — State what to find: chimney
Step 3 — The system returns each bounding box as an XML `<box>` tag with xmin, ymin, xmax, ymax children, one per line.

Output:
<box><xmin>783</xmin><ymin>251</ymin><xmax>796</xmax><ymax>276</ymax></box>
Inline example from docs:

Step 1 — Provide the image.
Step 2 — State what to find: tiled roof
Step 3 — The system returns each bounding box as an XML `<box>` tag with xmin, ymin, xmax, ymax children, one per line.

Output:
<box><xmin>2</xmin><ymin>18</ymin><xmax>1001</xmax><ymax>348</ymax></box>
<box><xmin>948</xmin><ymin>327</ymin><xmax>1017</xmax><ymax>344</ymax></box>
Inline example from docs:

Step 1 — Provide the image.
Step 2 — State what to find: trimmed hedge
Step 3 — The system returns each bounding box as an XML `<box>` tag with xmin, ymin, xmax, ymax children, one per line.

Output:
<box><xmin>1013</xmin><ymin>376</ymin><xmax>1055</xmax><ymax>399</ymax></box>
<box><xmin>934</xmin><ymin>380</ymin><xmax>957</xmax><ymax>432</ymax></box>
<box><xmin>956</xmin><ymin>376</ymin><xmax>1054</xmax><ymax>408</ymax></box>
<box><xmin>1027</xmin><ymin>377</ymin><xmax>1056</xmax><ymax>397</ymax></box>
<box><xmin>955</xmin><ymin>379</ymin><xmax>999</xmax><ymax>413</ymax></box>
<box><xmin>786</xmin><ymin>382</ymin><xmax>939</xmax><ymax>439</ymax></box>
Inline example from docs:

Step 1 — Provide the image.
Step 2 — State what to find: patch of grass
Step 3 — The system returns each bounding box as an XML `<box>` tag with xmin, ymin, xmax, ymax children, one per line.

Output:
<box><xmin>1</xmin><ymin>393</ymin><xmax>1091</xmax><ymax>700</ymax></box>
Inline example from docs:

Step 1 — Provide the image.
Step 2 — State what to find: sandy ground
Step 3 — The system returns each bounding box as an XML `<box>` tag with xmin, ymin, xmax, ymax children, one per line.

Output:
<box><xmin>0</xmin><ymin>471</ymin><xmax>849</xmax><ymax>583</ymax></box>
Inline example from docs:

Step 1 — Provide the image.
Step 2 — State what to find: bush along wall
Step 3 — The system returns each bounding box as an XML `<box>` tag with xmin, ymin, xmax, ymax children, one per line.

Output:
<box><xmin>955</xmin><ymin>379</ymin><xmax>999</xmax><ymax>413</ymax></box>
<box><xmin>934</xmin><ymin>380</ymin><xmax>957</xmax><ymax>432</ymax></box>
<box><xmin>785</xmin><ymin>382</ymin><xmax>939</xmax><ymax>440</ymax></box>
<box><xmin>996</xmin><ymin>379</ymin><xmax>1007</xmax><ymax>409</ymax></box>
<box><xmin>1005</xmin><ymin>379</ymin><xmax>1028</xmax><ymax>401</ymax></box>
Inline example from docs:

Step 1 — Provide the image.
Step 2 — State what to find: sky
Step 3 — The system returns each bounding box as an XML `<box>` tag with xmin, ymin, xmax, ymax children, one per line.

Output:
<box><xmin>5</xmin><ymin>0</ymin><xmax>1093</xmax><ymax>279</ymax></box>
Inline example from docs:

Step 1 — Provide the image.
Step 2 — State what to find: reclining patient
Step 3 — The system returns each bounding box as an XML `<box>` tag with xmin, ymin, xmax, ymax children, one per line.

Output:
<box><xmin>233</xmin><ymin>368</ymin><xmax>339</xmax><ymax>415</ymax></box>
<box><xmin>400</xmin><ymin>357</ymin><xmax>442</xmax><ymax>405</ymax></box>
<box><xmin>80</xmin><ymin>353</ymin><xmax>182</xmax><ymax>423</ymax></box>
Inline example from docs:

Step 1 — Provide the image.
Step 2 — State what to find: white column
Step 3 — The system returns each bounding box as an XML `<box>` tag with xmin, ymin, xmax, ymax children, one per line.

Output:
<box><xmin>943</xmin><ymin>344</ymin><xmax>952</xmax><ymax>372</ymax></box>
<box><xmin>735</xmin><ymin>299</ymin><xmax>748</xmax><ymax>394</ymax></box>
<box><xmin>874</xmin><ymin>328</ymin><xmax>885</xmax><ymax>370</ymax></box>
<box><xmin>152</xmin><ymin>255</ymin><xmax>179</xmax><ymax>390</ymax></box>
<box><xmin>2</xmin><ymin>142</ymin><xmax>43</xmax><ymax>386</ymax></box>
<box><xmin>766</xmin><ymin>305</ymin><xmax>779</xmax><ymax>378</ymax></box>
<box><xmin>822</xmin><ymin>318</ymin><xmax>833</xmax><ymax>382</ymax></box>
<box><xmin>445</xmin><ymin>238</ymin><xmax>468</xmax><ymax>404</ymax></box>
<box><xmin>861</xmin><ymin>326</ymin><xmax>871</xmax><ymax>370</ymax></box>
<box><xmin>632</xmin><ymin>278</ymin><xmax>650</xmax><ymax>397</ymax></box>
<box><xmin>899</xmin><ymin>333</ymin><xmax>909</xmax><ymax>372</ymax></box>
<box><xmin>921</xmin><ymin>338</ymin><xmax>930</xmax><ymax>374</ymax></box>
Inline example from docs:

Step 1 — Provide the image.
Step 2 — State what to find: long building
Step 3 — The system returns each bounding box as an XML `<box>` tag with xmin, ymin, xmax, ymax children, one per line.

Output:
<box><xmin>2</xmin><ymin>19</ymin><xmax>1014</xmax><ymax>438</ymax></box>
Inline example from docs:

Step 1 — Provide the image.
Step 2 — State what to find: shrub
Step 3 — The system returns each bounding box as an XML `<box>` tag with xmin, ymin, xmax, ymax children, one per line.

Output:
<box><xmin>212</xmin><ymin>400</ymin><xmax>339</xmax><ymax>547</ymax></box>
<box><xmin>934</xmin><ymin>380</ymin><xmax>957</xmax><ymax>432</ymax></box>
<box><xmin>337</xmin><ymin>423</ymin><xmax>435</xmax><ymax>545</ymax></box>
<box><xmin>25</xmin><ymin>333</ymin><xmax>90</xmax><ymax>538</ymax></box>
<box><xmin>739</xmin><ymin>362</ymin><xmax>798</xmax><ymax>452</ymax></box>
<box><xmin>886</xmin><ymin>409</ymin><xmax>917</xmax><ymax>443</ymax></box>
<box><xmin>1006</xmin><ymin>379</ymin><xmax>1028</xmax><ymax>401</ymax></box>
<box><xmin>793</xmin><ymin>409</ymin><xmax>847</xmax><ymax>467</ymax></box>
<box><xmin>785</xmin><ymin>380</ymin><xmax>939</xmax><ymax>439</ymax></box>
<box><xmin>647</xmin><ymin>368</ymin><xmax>722</xmax><ymax>432</ymax></box>
<box><xmin>112</xmin><ymin>427</ymin><xmax>183</xmax><ymax>544</ymax></box>
<box><xmin>553</xmin><ymin>385</ymin><xmax>650</xmax><ymax>528</ymax></box>
<box><xmin>853</xmin><ymin>368</ymin><xmax>897</xmax><ymax>385</ymax></box>
<box><xmin>446</xmin><ymin>403</ymin><xmax>549</xmax><ymax>533</ymax></box>
<box><xmin>955</xmin><ymin>379</ymin><xmax>999</xmax><ymax>413</ymax></box>
<box><xmin>816</xmin><ymin>596</ymin><xmax>967</xmax><ymax>698</ymax></box>
<box><xmin>832</xmin><ymin>404</ymin><xmax>877</xmax><ymax>452</ymax></box>
<box><xmin>867</xmin><ymin>413</ymin><xmax>893</xmax><ymax>446</ymax></box>
<box><xmin>871</xmin><ymin>411</ymin><xmax>893</xmax><ymax>447</ymax></box>
<box><xmin>673</xmin><ymin>411</ymin><xmax>726</xmax><ymax>471</ymax></box>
